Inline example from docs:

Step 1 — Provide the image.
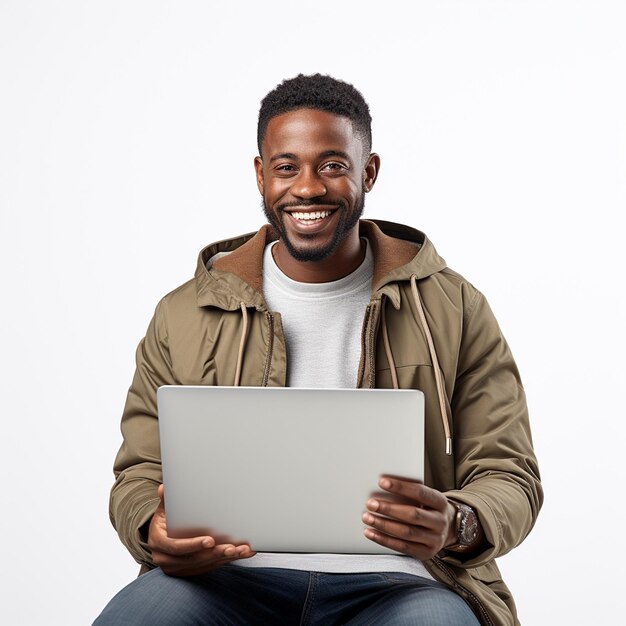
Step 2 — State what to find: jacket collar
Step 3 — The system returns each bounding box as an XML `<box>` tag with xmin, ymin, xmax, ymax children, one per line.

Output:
<box><xmin>195</xmin><ymin>219</ymin><xmax>447</xmax><ymax>309</ymax></box>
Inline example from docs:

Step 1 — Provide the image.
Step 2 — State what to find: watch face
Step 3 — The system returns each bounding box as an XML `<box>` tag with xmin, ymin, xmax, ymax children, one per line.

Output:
<box><xmin>458</xmin><ymin>504</ymin><xmax>479</xmax><ymax>545</ymax></box>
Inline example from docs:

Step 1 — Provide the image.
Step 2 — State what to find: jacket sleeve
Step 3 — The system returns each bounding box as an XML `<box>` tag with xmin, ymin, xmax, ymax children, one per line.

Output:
<box><xmin>443</xmin><ymin>289</ymin><xmax>543</xmax><ymax>568</ymax></box>
<box><xmin>109</xmin><ymin>298</ymin><xmax>175</xmax><ymax>568</ymax></box>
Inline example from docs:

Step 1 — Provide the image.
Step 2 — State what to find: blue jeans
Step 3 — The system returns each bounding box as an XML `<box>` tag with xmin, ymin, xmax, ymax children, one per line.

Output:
<box><xmin>93</xmin><ymin>567</ymin><xmax>480</xmax><ymax>625</ymax></box>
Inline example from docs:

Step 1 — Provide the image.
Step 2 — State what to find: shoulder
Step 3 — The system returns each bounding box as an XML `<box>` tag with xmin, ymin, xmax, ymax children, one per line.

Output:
<box><xmin>160</xmin><ymin>277</ymin><xmax>197</xmax><ymax>306</ymax></box>
<box><xmin>414</xmin><ymin>267</ymin><xmax>483</xmax><ymax>322</ymax></box>
<box><xmin>146</xmin><ymin>277</ymin><xmax>204</xmax><ymax>341</ymax></box>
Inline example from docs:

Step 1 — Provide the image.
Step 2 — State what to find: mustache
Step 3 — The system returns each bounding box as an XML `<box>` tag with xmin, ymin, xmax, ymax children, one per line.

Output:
<box><xmin>276</xmin><ymin>199</ymin><xmax>343</xmax><ymax>212</ymax></box>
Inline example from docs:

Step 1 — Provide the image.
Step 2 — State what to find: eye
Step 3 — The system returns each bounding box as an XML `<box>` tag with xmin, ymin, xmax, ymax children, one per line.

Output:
<box><xmin>321</xmin><ymin>162</ymin><xmax>347</xmax><ymax>173</ymax></box>
<box><xmin>274</xmin><ymin>164</ymin><xmax>298</xmax><ymax>175</ymax></box>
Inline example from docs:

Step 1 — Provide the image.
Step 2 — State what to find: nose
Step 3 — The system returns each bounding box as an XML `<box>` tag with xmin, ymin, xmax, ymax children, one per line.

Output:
<box><xmin>290</xmin><ymin>167</ymin><xmax>327</xmax><ymax>199</ymax></box>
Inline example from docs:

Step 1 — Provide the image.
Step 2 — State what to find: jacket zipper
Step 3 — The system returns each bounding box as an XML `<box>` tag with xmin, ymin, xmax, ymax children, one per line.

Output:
<box><xmin>262</xmin><ymin>312</ymin><xmax>275</xmax><ymax>387</ymax></box>
<box><xmin>357</xmin><ymin>305</ymin><xmax>372</xmax><ymax>388</ymax></box>
<box><xmin>367</xmin><ymin>301</ymin><xmax>380</xmax><ymax>388</ymax></box>
<box><xmin>431</xmin><ymin>557</ymin><xmax>494</xmax><ymax>626</ymax></box>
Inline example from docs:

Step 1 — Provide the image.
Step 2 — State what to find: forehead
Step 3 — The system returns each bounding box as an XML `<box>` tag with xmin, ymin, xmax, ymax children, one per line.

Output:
<box><xmin>261</xmin><ymin>108</ymin><xmax>364</xmax><ymax>160</ymax></box>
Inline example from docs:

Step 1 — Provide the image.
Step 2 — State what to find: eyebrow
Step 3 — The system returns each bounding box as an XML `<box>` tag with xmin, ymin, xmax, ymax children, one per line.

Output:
<box><xmin>269</xmin><ymin>150</ymin><xmax>353</xmax><ymax>163</ymax></box>
<box><xmin>269</xmin><ymin>152</ymin><xmax>298</xmax><ymax>162</ymax></box>
<box><xmin>319</xmin><ymin>150</ymin><xmax>352</xmax><ymax>162</ymax></box>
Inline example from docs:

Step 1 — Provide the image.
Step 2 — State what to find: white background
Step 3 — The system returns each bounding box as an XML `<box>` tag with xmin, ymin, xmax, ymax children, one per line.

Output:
<box><xmin>1</xmin><ymin>1</ymin><xmax>624</xmax><ymax>624</ymax></box>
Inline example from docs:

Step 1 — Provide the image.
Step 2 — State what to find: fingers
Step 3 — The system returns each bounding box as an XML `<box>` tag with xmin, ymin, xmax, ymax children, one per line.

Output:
<box><xmin>362</xmin><ymin>501</ymin><xmax>447</xmax><ymax>550</ymax></box>
<box><xmin>364</xmin><ymin>527</ymin><xmax>433</xmax><ymax>560</ymax></box>
<box><xmin>363</xmin><ymin>511</ymin><xmax>430</xmax><ymax>541</ymax></box>
<box><xmin>153</xmin><ymin>543</ymin><xmax>256</xmax><ymax>577</ymax></box>
<box><xmin>154</xmin><ymin>542</ymin><xmax>253</xmax><ymax>563</ymax></box>
<box><xmin>377</xmin><ymin>477</ymin><xmax>448</xmax><ymax>512</ymax></box>
<box><xmin>152</xmin><ymin>533</ymin><xmax>216</xmax><ymax>555</ymax></box>
<box><xmin>362</xmin><ymin>477</ymin><xmax>454</xmax><ymax>560</ymax></box>
<box><xmin>363</xmin><ymin>509</ymin><xmax>447</xmax><ymax>561</ymax></box>
<box><xmin>150</xmin><ymin>526</ymin><xmax>254</xmax><ymax>559</ymax></box>
<box><xmin>364</xmin><ymin>499</ymin><xmax>443</xmax><ymax>532</ymax></box>
<box><xmin>148</xmin><ymin>510</ymin><xmax>216</xmax><ymax>555</ymax></box>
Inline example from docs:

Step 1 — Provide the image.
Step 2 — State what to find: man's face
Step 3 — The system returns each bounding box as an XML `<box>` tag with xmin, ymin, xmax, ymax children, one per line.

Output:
<box><xmin>255</xmin><ymin>108</ymin><xmax>376</xmax><ymax>263</ymax></box>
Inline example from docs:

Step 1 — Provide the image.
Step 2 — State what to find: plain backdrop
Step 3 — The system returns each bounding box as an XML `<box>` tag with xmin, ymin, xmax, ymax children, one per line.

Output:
<box><xmin>1</xmin><ymin>1</ymin><xmax>624</xmax><ymax>624</ymax></box>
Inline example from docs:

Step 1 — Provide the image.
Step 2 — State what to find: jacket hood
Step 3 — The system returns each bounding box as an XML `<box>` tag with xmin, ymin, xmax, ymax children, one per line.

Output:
<box><xmin>194</xmin><ymin>219</ymin><xmax>447</xmax><ymax>310</ymax></box>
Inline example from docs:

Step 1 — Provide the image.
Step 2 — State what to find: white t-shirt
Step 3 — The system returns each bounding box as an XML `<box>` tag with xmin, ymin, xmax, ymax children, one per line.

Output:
<box><xmin>234</xmin><ymin>240</ymin><xmax>434</xmax><ymax>580</ymax></box>
<box><xmin>263</xmin><ymin>239</ymin><xmax>373</xmax><ymax>389</ymax></box>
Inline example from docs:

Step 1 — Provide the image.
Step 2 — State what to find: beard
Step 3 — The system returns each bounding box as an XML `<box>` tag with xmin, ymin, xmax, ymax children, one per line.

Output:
<box><xmin>262</xmin><ymin>191</ymin><xmax>365</xmax><ymax>263</ymax></box>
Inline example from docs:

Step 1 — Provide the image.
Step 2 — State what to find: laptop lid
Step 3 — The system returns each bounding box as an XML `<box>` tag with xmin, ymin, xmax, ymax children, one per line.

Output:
<box><xmin>157</xmin><ymin>386</ymin><xmax>424</xmax><ymax>555</ymax></box>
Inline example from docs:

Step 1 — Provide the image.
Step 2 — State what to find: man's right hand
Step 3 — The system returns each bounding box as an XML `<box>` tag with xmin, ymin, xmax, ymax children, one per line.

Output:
<box><xmin>148</xmin><ymin>484</ymin><xmax>256</xmax><ymax>577</ymax></box>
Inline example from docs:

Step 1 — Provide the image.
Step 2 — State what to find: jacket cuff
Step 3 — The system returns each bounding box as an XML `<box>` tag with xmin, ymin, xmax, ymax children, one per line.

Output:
<box><xmin>441</xmin><ymin>490</ymin><xmax>500</xmax><ymax>568</ymax></box>
<box><xmin>111</xmin><ymin>482</ymin><xmax>160</xmax><ymax>568</ymax></box>
<box><xmin>130</xmin><ymin>497</ymin><xmax>161</xmax><ymax>566</ymax></box>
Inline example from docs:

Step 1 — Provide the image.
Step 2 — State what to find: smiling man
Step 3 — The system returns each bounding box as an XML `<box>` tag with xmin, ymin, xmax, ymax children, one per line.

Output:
<box><xmin>94</xmin><ymin>74</ymin><xmax>542</xmax><ymax>626</ymax></box>
<box><xmin>257</xmin><ymin>106</ymin><xmax>377</xmax><ymax>281</ymax></box>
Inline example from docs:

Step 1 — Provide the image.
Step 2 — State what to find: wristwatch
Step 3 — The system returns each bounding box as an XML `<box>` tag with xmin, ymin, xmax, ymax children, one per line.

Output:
<box><xmin>446</xmin><ymin>502</ymin><xmax>482</xmax><ymax>553</ymax></box>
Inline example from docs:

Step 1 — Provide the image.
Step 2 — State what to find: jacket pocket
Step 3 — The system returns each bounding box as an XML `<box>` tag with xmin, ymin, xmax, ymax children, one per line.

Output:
<box><xmin>375</xmin><ymin>362</ymin><xmax>432</xmax><ymax>390</ymax></box>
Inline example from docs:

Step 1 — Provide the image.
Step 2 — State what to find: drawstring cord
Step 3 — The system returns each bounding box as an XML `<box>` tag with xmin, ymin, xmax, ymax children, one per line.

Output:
<box><xmin>410</xmin><ymin>275</ymin><xmax>453</xmax><ymax>455</ymax></box>
<box><xmin>381</xmin><ymin>279</ymin><xmax>453</xmax><ymax>456</ymax></box>
<box><xmin>233</xmin><ymin>303</ymin><xmax>249</xmax><ymax>387</ymax></box>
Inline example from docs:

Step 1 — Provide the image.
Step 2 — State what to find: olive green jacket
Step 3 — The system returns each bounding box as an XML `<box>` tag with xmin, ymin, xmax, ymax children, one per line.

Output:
<box><xmin>110</xmin><ymin>219</ymin><xmax>542</xmax><ymax>626</ymax></box>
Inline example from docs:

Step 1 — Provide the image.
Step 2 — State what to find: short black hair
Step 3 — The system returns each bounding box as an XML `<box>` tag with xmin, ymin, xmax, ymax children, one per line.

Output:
<box><xmin>257</xmin><ymin>73</ymin><xmax>372</xmax><ymax>156</ymax></box>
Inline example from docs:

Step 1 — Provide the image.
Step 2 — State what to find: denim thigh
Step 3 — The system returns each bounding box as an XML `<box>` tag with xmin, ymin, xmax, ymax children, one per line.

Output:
<box><xmin>92</xmin><ymin>566</ymin><xmax>310</xmax><ymax>625</ymax></box>
<box><xmin>341</xmin><ymin>573</ymin><xmax>480</xmax><ymax>626</ymax></box>
<box><xmin>93</xmin><ymin>568</ymin><xmax>479</xmax><ymax>626</ymax></box>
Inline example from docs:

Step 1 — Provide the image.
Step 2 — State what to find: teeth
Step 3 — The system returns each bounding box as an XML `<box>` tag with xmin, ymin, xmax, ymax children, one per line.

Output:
<box><xmin>291</xmin><ymin>210</ymin><xmax>332</xmax><ymax>220</ymax></box>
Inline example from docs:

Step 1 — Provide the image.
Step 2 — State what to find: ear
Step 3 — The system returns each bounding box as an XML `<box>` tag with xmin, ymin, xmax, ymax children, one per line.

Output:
<box><xmin>363</xmin><ymin>153</ymin><xmax>380</xmax><ymax>193</ymax></box>
<box><xmin>254</xmin><ymin>156</ymin><xmax>265</xmax><ymax>195</ymax></box>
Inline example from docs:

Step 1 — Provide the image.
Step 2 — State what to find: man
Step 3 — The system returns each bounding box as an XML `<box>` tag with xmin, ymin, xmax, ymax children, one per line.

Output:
<box><xmin>95</xmin><ymin>74</ymin><xmax>542</xmax><ymax>625</ymax></box>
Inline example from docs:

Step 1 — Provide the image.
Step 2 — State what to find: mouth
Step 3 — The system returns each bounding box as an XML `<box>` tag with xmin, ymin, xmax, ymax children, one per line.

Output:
<box><xmin>283</xmin><ymin>207</ymin><xmax>338</xmax><ymax>226</ymax></box>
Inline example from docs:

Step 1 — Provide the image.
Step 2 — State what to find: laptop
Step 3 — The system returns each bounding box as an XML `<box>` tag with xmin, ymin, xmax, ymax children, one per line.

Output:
<box><xmin>157</xmin><ymin>386</ymin><xmax>424</xmax><ymax>555</ymax></box>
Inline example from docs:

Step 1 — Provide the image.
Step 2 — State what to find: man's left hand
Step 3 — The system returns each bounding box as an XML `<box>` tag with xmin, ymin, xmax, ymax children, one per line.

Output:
<box><xmin>362</xmin><ymin>476</ymin><xmax>457</xmax><ymax>560</ymax></box>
